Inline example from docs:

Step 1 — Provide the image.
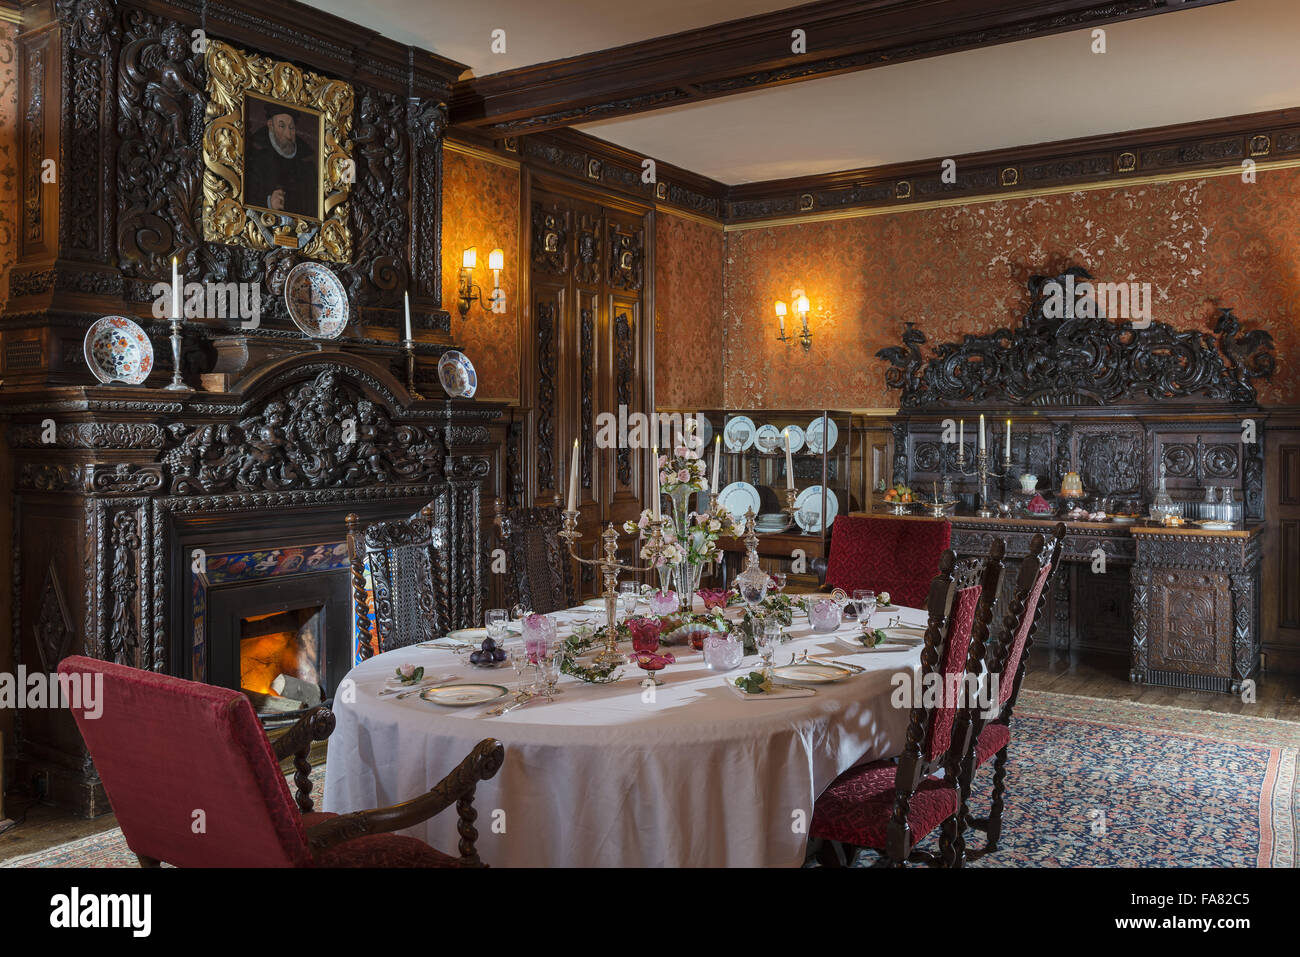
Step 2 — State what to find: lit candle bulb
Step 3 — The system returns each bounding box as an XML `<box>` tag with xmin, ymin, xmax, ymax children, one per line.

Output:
<box><xmin>171</xmin><ymin>256</ymin><xmax>181</xmax><ymax>320</ymax></box>
<box><xmin>711</xmin><ymin>434</ymin><xmax>721</xmax><ymax>494</ymax></box>
<box><xmin>1005</xmin><ymin>417</ymin><xmax>1012</xmax><ymax>463</ymax></box>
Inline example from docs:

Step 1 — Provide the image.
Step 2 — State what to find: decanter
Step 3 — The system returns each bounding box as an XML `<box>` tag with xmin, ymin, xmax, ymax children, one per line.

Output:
<box><xmin>1151</xmin><ymin>462</ymin><xmax>1177</xmax><ymax>522</ymax></box>
<box><xmin>734</xmin><ymin>510</ymin><xmax>770</xmax><ymax>611</ymax></box>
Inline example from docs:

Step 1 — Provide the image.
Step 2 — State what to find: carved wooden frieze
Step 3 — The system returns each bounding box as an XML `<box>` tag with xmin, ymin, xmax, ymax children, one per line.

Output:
<box><xmin>608</xmin><ymin>224</ymin><xmax>642</xmax><ymax>291</ymax></box>
<box><xmin>161</xmin><ymin>368</ymin><xmax>443</xmax><ymax>494</ymax></box>
<box><xmin>574</xmin><ymin>212</ymin><xmax>600</xmax><ymax>285</ymax></box>
<box><xmin>877</xmin><ymin>268</ymin><xmax>1275</xmax><ymax>408</ymax></box>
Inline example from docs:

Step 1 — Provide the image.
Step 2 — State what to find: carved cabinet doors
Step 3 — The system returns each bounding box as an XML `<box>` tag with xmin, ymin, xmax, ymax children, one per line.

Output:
<box><xmin>523</xmin><ymin>178</ymin><xmax>651</xmax><ymax>593</ymax></box>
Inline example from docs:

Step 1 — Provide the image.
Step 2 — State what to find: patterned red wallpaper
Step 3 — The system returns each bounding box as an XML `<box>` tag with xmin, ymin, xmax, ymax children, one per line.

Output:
<box><xmin>654</xmin><ymin>211</ymin><xmax>725</xmax><ymax>412</ymax></box>
<box><xmin>441</xmin><ymin>147</ymin><xmax>521</xmax><ymax>404</ymax></box>
<box><xmin>720</xmin><ymin>167</ymin><xmax>1300</xmax><ymax>410</ymax></box>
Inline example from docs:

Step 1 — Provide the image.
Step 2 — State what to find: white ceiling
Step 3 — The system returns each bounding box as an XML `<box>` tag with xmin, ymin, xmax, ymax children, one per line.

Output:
<box><xmin>300</xmin><ymin>0</ymin><xmax>795</xmax><ymax>76</ymax></box>
<box><xmin>579</xmin><ymin>0</ymin><xmax>1300</xmax><ymax>183</ymax></box>
<box><xmin>302</xmin><ymin>0</ymin><xmax>1300</xmax><ymax>185</ymax></box>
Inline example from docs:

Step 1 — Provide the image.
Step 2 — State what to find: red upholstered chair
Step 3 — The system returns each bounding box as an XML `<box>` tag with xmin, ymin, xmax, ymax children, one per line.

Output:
<box><xmin>957</xmin><ymin>523</ymin><xmax>1065</xmax><ymax>859</ymax></box>
<box><xmin>809</xmin><ymin>539</ymin><xmax>1005</xmax><ymax>868</ymax></box>
<box><xmin>813</xmin><ymin>516</ymin><xmax>951</xmax><ymax>609</ymax></box>
<box><xmin>59</xmin><ymin>656</ymin><xmax>504</xmax><ymax>867</ymax></box>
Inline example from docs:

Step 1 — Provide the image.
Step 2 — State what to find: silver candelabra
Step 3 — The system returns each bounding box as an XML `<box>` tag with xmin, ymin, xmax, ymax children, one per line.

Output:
<box><xmin>951</xmin><ymin>443</ymin><xmax>1011</xmax><ymax>518</ymax></box>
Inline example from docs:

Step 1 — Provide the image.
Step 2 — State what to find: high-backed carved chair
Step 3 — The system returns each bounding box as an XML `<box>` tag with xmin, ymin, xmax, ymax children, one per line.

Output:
<box><xmin>59</xmin><ymin>656</ymin><xmax>504</xmax><ymax>867</ymax></box>
<box><xmin>810</xmin><ymin>539</ymin><xmax>1005</xmax><ymax>867</ymax></box>
<box><xmin>493</xmin><ymin>498</ymin><xmax>576</xmax><ymax>614</ymax></box>
<box><xmin>957</xmin><ymin>523</ymin><xmax>1065</xmax><ymax>859</ymax></box>
<box><xmin>347</xmin><ymin>505</ymin><xmax>449</xmax><ymax>661</ymax></box>
<box><xmin>812</xmin><ymin>515</ymin><xmax>952</xmax><ymax>609</ymax></box>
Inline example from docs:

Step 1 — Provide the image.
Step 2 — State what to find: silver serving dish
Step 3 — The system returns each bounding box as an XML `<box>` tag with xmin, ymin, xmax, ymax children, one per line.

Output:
<box><xmin>885</xmin><ymin>501</ymin><xmax>911</xmax><ymax>516</ymax></box>
<box><xmin>927</xmin><ymin>500</ymin><xmax>958</xmax><ymax>518</ymax></box>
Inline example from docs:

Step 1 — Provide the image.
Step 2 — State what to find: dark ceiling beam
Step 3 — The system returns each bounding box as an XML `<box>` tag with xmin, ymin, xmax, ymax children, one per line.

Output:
<box><xmin>449</xmin><ymin>0</ymin><xmax>1234</xmax><ymax>136</ymax></box>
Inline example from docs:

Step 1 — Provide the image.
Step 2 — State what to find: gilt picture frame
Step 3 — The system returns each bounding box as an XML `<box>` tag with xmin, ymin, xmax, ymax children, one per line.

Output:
<box><xmin>202</xmin><ymin>39</ymin><xmax>353</xmax><ymax>263</ymax></box>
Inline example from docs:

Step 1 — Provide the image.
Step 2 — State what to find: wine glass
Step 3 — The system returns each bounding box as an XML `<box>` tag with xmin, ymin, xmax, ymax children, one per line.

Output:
<box><xmin>507</xmin><ymin>644</ymin><xmax>539</xmax><ymax>695</ymax></box>
<box><xmin>535</xmin><ymin>642</ymin><xmax>563</xmax><ymax>700</ymax></box>
<box><xmin>619</xmin><ymin>581</ymin><xmax>639</xmax><ymax>618</ymax></box>
<box><xmin>852</xmin><ymin>589</ymin><xmax>876</xmax><ymax>626</ymax></box>
<box><xmin>485</xmin><ymin>608</ymin><xmax>509</xmax><ymax>642</ymax></box>
<box><xmin>756</xmin><ymin>619</ymin><xmax>781</xmax><ymax>677</ymax></box>
<box><xmin>771</xmin><ymin>572</ymin><xmax>788</xmax><ymax>594</ymax></box>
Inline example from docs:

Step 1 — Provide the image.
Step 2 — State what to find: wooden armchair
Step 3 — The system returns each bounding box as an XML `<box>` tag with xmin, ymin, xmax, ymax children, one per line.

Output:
<box><xmin>493</xmin><ymin>497</ymin><xmax>577</xmax><ymax>613</ymax></box>
<box><xmin>59</xmin><ymin>655</ymin><xmax>505</xmax><ymax>867</ymax></box>
<box><xmin>347</xmin><ymin>505</ymin><xmax>449</xmax><ymax>660</ymax></box>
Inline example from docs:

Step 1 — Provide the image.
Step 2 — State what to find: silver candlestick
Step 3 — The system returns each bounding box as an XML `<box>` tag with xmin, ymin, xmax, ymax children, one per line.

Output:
<box><xmin>164</xmin><ymin>317</ymin><xmax>188</xmax><ymax>391</ymax></box>
<box><xmin>953</xmin><ymin>444</ymin><xmax>1011</xmax><ymax>518</ymax></box>
<box><xmin>403</xmin><ymin>339</ymin><xmax>424</xmax><ymax>400</ymax></box>
<box><xmin>559</xmin><ymin>509</ymin><xmax>668</xmax><ymax>666</ymax></box>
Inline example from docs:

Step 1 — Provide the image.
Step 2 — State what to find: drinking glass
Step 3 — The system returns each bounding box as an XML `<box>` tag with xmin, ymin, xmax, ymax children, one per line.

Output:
<box><xmin>619</xmin><ymin>581</ymin><xmax>639</xmax><ymax>617</ymax></box>
<box><xmin>536</xmin><ymin>643</ymin><xmax>563</xmax><ymax>699</ymax></box>
<box><xmin>507</xmin><ymin>645</ymin><xmax>537</xmax><ymax>694</ymax></box>
<box><xmin>763</xmin><ymin>617</ymin><xmax>786</xmax><ymax>650</ymax></box>
<box><xmin>755</xmin><ymin>620</ymin><xmax>780</xmax><ymax>677</ymax></box>
<box><xmin>485</xmin><ymin>608</ymin><xmax>509</xmax><ymax>642</ymax></box>
<box><xmin>852</xmin><ymin>590</ymin><xmax>876</xmax><ymax>627</ymax></box>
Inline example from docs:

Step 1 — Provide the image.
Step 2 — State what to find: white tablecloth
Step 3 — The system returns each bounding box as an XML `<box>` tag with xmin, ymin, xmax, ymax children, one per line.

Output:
<box><xmin>322</xmin><ymin>600</ymin><xmax>926</xmax><ymax>867</ymax></box>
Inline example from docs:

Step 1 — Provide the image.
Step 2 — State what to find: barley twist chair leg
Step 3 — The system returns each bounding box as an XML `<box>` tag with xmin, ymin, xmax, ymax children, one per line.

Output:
<box><xmin>985</xmin><ymin>746</ymin><xmax>1011</xmax><ymax>852</ymax></box>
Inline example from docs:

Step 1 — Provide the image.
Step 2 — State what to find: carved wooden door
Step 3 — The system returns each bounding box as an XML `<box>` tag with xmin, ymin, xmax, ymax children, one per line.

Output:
<box><xmin>523</xmin><ymin>177</ymin><xmax>652</xmax><ymax>596</ymax></box>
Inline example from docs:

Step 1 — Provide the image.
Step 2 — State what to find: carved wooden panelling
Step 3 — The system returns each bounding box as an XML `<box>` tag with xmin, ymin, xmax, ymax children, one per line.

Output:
<box><xmin>531</xmin><ymin>202</ymin><xmax>569</xmax><ymax>275</ymax></box>
<box><xmin>1280</xmin><ymin>444</ymin><xmax>1300</xmax><ymax>506</ymax></box>
<box><xmin>878</xmin><ymin>268</ymin><xmax>1274</xmax><ymax>408</ymax></box>
<box><xmin>1281</xmin><ymin>520</ymin><xmax>1300</xmax><ymax>630</ymax></box>
<box><xmin>614</xmin><ymin>309</ymin><xmax>633</xmax><ymax>487</ymax></box>
<box><xmin>1149</xmin><ymin>569</ymin><xmax>1232</xmax><ymax>676</ymax></box>
<box><xmin>535</xmin><ymin>298</ymin><xmax>557</xmax><ymax>490</ymax></box>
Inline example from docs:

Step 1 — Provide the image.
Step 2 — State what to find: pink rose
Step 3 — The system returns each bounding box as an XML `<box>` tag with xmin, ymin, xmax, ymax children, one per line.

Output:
<box><xmin>398</xmin><ymin>663</ymin><xmax>415</xmax><ymax>678</ymax></box>
<box><xmin>677</xmin><ymin>469</ymin><xmax>690</xmax><ymax>483</ymax></box>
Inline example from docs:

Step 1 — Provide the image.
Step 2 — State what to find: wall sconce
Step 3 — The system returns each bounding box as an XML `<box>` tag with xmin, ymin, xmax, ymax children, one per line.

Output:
<box><xmin>458</xmin><ymin>245</ymin><xmax>506</xmax><ymax>318</ymax></box>
<box><xmin>774</xmin><ymin>292</ymin><xmax>813</xmax><ymax>351</ymax></box>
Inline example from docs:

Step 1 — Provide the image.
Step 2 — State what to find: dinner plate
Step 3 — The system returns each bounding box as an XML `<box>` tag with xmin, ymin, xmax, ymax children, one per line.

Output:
<box><xmin>583</xmin><ymin>597</ymin><xmax>609</xmax><ymax>608</ymax></box>
<box><xmin>794</xmin><ymin>485</ymin><xmax>839</xmax><ymax>534</ymax></box>
<box><xmin>718</xmin><ymin>481</ymin><xmax>762</xmax><ymax>520</ymax></box>
<box><xmin>835</xmin><ymin>634</ymin><xmax>914</xmax><ymax>652</ymax></box>
<box><xmin>784</xmin><ymin>424</ymin><xmax>805</xmax><ymax>455</ymax></box>
<box><xmin>419</xmin><ymin>684</ymin><xmax>509</xmax><ymax>707</ymax></box>
<box><xmin>754</xmin><ymin>423</ymin><xmax>783</xmax><ymax>454</ymax></box>
<box><xmin>84</xmin><ymin>316</ymin><xmax>154</xmax><ymax>385</ymax></box>
<box><xmin>724</xmin><ymin>415</ymin><xmax>757</xmax><ymax>452</ymax></box>
<box><xmin>446</xmin><ymin>628</ymin><xmax>487</xmax><ymax>642</ymax></box>
<box><xmin>805</xmin><ymin>415</ymin><xmax>839</xmax><ymax>454</ymax></box>
<box><xmin>770</xmin><ymin>662</ymin><xmax>854</xmax><ymax>684</ymax></box>
<box><xmin>437</xmin><ymin>350</ymin><xmax>478</xmax><ymax>398</ymax></box>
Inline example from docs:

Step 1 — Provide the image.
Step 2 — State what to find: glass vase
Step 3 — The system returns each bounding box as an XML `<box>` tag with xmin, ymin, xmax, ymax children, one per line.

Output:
<box><xmin>673</xmin><ymin>561</ymin><xmax>702</xmax><ymax>612</ymax></box>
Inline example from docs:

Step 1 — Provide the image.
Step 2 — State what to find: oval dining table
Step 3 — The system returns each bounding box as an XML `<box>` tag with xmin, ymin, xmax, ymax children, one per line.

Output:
<box><xmin>322</xmin><ymin>599</ymin><xmax>928</xmax><ymax>867</ymax></box>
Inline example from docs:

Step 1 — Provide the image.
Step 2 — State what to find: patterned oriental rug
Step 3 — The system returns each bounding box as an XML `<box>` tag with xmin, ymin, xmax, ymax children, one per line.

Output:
<box><xmin>4</xmin><ymin>691</ymin><xmax>1296</xmax><ymax>868</ymax></box>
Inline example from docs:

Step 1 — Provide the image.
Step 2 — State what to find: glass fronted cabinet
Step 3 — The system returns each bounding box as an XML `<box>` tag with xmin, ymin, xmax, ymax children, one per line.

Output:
<box><xmin>691</xmin><ymin>409</ymin><xmax>853</xmax><ymax>586</ymax></box>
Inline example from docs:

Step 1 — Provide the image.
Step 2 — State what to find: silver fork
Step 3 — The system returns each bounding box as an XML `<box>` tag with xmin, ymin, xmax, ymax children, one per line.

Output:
<box><xmin>482</xmin><ymin>692</ymin><xmax>534</xmax><ymax>717</ymax></box>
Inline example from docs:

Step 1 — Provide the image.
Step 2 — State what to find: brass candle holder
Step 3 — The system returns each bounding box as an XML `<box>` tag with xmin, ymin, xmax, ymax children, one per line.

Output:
<box><xmin>559</xmin><ymin>508</ymin><xmax>668</xmax><ymax>666</ymax></box>
<box><xmin>783</xmin><ymin>487</ymin><xmax>798</xmax><ymax>530</ymax></box>
<box><xmin>403</xmin><ymin>338</ymin><xmax>424</xmax><ymax>400</ymax></box>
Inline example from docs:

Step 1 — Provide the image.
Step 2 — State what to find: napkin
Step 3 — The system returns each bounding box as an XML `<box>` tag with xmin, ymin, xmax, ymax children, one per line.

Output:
<box><xmin>380</xmin><ymin>672</ymin><xmax>457</xmax><ymax>693</ymax></box>
<box><xmin>727</xmin><ymin>681</ymin><xmax>817</xmax><ymax>701</ymax></box>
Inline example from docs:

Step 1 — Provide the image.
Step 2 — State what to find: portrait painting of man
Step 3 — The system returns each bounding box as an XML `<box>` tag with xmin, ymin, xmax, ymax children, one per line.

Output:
<box><xmin>243</xmin><ymin>94</ymin><xmax>322</xmax><ymax>220</ymax></box>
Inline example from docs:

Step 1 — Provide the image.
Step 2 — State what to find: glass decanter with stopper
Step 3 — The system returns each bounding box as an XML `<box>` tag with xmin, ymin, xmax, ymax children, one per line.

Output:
<box><xmin>1150</xmin><ymin>461</ymin><xmax>1178</xmax><ymax>523</ymax></box>
<box><xmin>734</xmin><ymin>509</ymin><xmax>770</xmax><ymax>612</ymax></box>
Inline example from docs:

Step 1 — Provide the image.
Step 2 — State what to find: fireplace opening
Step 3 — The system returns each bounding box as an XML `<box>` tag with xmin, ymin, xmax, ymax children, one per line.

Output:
<box><xmin>239</xmin><ymin>607</ymin><xmax>324</xmax><ymax>714</ymax></box>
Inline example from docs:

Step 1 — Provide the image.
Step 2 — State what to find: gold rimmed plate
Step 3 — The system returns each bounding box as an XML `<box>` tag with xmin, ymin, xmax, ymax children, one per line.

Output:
<box><xmin>770</xmin><ymin>662</ymin><xmax>854</xmax><ymax>684</ymax></box>
<box><xmin>419</xmin><ymin>684</ymin><xmax>510</xmax><ymax>707</ymax></box>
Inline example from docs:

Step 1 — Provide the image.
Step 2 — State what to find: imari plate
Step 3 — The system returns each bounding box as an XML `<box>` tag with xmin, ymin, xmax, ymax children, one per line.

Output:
<box><xmin>84</xmin><ymin>316</ymin><xmax>154</xmax><ymax>385</ymax></box>
<box><xmin>284</xmin><ymin>262</ymin><xmax>349</xmax><ymax>339</ymax></box>
<box><xmin>437</xmin><ymin>350</ymin><xmax>478</xmax><ymax>398</ymax></box>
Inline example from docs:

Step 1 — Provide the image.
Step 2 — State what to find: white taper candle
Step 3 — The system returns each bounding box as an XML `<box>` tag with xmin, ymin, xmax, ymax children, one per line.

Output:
<box><xmin>567</xmin><ymin>438</ymin><xmax>579</xmax><ymax>513</ymax></box>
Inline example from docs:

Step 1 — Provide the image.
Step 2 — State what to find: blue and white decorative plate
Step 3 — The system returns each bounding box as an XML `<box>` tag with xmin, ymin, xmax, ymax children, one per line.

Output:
<box><xmin>84</xmin><ymin>316</ymin><xmax>154</xmax><ymax>385</ymax></box>
<box><xmin>438</xmin><ymin>350</ymin><xmax>477</xmax><ymax>398</ymax></box>
<box><xmin>284</xmin><ymin>262</ymin><xmax>348</xmax><ymax>339</ymax></box>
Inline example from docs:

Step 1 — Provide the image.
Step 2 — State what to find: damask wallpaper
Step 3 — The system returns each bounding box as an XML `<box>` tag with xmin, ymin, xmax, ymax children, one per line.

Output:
<box><xmin>720</xmin><ymin>167</ymin><xmax>1300</xmax><ymax>410</ymax></box>
<box><xmin>441</xmin><ymin>146</ymin><xmax>521</xmax><ymax>404</ymax></box>
<box><xmin>654</xmin><ymin>212</ymin><xmax>724</xmax><ymax>412</ymax></box>
<box><xmin>0</xmin><ymin>22</ymin><xmax>17</xmax><ymax>314</ymax></box>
